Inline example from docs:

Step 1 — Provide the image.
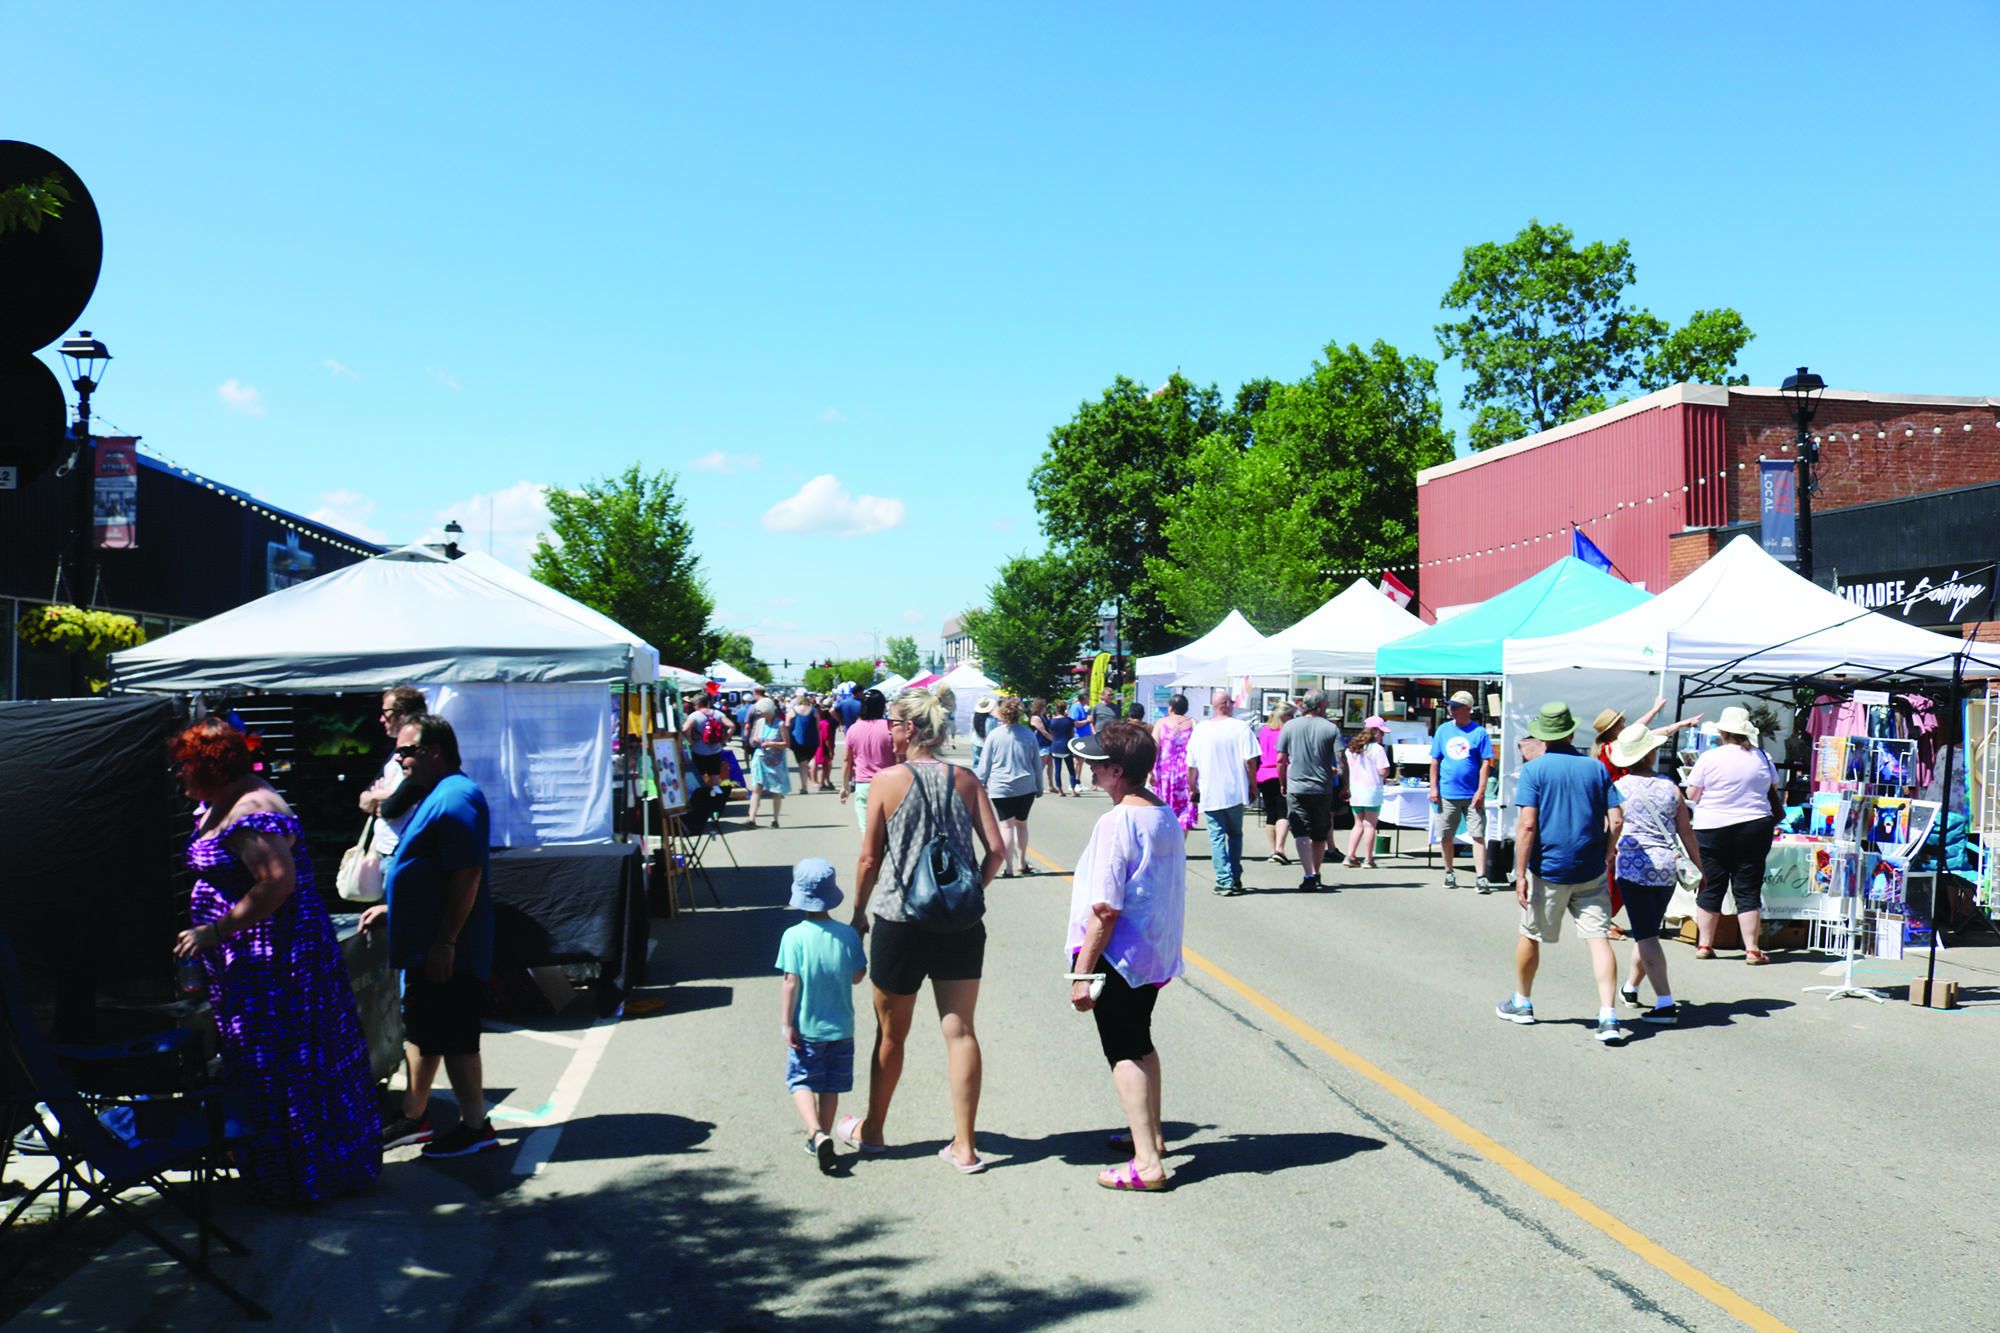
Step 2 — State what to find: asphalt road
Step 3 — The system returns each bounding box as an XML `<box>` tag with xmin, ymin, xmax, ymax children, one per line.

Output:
<box><xmin>21</xmin><ymin>756</ymin><xmax>2000</xmax><ymax>1330</ymax></box>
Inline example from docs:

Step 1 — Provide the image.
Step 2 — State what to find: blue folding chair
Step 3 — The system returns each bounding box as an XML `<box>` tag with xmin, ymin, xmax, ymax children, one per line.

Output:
<box><xmin>0</xmin><ymin>931</ymin><xmax>269</xmax><ymax>1320</ymax></box>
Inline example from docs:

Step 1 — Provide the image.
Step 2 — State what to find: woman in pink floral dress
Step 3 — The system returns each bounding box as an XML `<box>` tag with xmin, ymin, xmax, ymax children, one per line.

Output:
<box><xmin>1149</xmin><ymin>694</ymin><xmax>1198</xmax><ymax>830</ymax></box>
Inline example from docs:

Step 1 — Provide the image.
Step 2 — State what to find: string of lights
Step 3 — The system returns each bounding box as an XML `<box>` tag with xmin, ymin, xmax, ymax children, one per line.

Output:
<box><xmin>1329</xmin><ymin>420</ymin><xmax>1987</xmax><ymax>580</ymax></box>
<box><xmin>87</xmin><ymin>413</ymin><xmax>381</xmax><ymax>559</ymax></box>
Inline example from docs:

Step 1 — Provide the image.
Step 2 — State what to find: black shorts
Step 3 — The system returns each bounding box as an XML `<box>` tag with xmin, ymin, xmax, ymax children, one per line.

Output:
<box><xmin>692</xmin><ymin>750</ymin><xmax>723</xmax><ymax>777</ymax></box>
<box><xmin>1077</xmin><ymin>957</ymin><xmax>1160</xmax><ymax>1067</ymax></box>
<box><xmin>790</xmin><ymin>740</ymin><xmax>817</xmax><ymax>766</ymax></box>
<box><xmin>1258</xmin><ymin>777</ymin><xmax>1286</xmax><ymax>824</ymax></box>
<box><xmin>1621</xmin><ymin>880</ymin><xmax>1675</xmax><ymax>941</ymax></box>
<box><xmin>991</xmin><ymin>793</ymin><xmax>1037</xmax><ymax>822</ymax></box>
<box><xmin>402</xmin><ymin>970</ymin><xmax>485</xmax><ymax>1057</ymax></box>
<box><xmin>1286</xmin><ymin>790</ymin><xmax>1334</xmax><ymax>841</ymax></box>
<box><xmin>1696</xmin><ymin>818</ymin><xmax>1774</xmax><ymax>915</ymax></box>
<box><xmin>869</xmin><ymin>916</ymin><xmax>985</xmax><ymax>996</ymax></box>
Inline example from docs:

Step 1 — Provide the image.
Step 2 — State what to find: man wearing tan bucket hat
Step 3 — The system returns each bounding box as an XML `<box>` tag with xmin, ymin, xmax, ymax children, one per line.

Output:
<box><xmin>1495</xmin><ymin>702</ymin><xmax>1629</xmax><ymax>1045</ymax></box>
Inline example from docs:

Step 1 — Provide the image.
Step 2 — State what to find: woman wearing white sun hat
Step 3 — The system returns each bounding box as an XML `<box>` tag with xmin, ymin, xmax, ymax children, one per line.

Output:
<box><xmin>1683</xmin><ymin>706</ymin><xmax>1783</xmax><ymax>965</ymax></box>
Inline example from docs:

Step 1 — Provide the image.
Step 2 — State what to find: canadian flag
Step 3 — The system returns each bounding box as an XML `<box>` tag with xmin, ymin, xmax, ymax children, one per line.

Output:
<box><xmin>1380</xmin><ymin>570</ymin><xmax>1414</xmax><ymax>608</ymax></box>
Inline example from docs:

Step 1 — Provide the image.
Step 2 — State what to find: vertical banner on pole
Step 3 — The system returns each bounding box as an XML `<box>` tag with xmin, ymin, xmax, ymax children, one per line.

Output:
<box><xmin>92</xmin><ymin>436</ymin><xmax>139</xmax><ymax>550</ymax></box>
<box><xmin>1759</xmin><ymin>459</ymin><xmax>1795</xmax><ymax>563</ymax></box>
<box><xmin>1088</xmin><ymin>652</ymin><xmax>1110</xmax><ymax>706</ymax></box>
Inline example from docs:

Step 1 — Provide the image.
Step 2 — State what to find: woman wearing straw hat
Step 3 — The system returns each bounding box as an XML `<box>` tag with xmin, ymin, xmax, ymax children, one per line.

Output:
<box><xmin>1607</xmin><ymin>724</ymin><xmax>1701</xmax><ymax>1023</ymax></box>
<box><xmin>1684</xmin><ymin>706</ymin><xmax>1783</xmax><ymax>964</ymax></box>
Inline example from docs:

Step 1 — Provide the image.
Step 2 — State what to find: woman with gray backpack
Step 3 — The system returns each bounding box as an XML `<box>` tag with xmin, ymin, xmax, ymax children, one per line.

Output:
<box><xmin>839</xmin><ymin>689</ymin><xmax>1005</xmax><ymax>1172</ymax></box>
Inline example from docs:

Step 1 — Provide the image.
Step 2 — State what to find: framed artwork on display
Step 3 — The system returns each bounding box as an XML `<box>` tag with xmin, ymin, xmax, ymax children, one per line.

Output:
<box><xmin>1258</xmin><ymin>689</ymin><xmax>1289</xmax><ymax>718</ymax></box>
<box><xmin>655</xmin><ymin>735</ymin><xmax>690</xmax><ymax>814</ymax></box>
<box><xmin>1341</xmin><ymin>692</ymin><xmax>1369</xmax><ymax>729</ymax></box>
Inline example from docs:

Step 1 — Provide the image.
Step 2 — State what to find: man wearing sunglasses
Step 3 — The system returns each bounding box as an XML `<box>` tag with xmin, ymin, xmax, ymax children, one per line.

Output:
<box><xmin>362</xmin><ymin>714</ymin><xmax>497</xmax><ymax>1158</ymax></box>
<box><xmin>358</xmin><ymin>685</ymin><xmax>427</xmax><ymax>861</ymax></box>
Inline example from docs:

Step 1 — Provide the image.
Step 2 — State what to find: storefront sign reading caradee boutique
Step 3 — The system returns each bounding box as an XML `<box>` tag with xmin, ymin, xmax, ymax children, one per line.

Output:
<box><xmin>1832</xmin><ymin>561</ymin><xmax>1997</xmax><ymax>628</ymax></box>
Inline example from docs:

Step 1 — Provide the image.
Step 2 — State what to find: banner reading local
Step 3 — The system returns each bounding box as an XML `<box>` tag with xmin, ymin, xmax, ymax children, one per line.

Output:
<box><xmin>93</xmin><ymin>436</ymin><xmax>139</xmax><ymax>550</ymax></box>
<box><xmin>1758</xmin><ymin>459</ymin><xmax>1795</xmax><ymax>562</ymax></box>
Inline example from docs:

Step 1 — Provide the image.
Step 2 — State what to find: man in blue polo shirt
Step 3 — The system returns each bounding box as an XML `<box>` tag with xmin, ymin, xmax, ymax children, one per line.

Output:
<box><xmin>1497</xmin><ymin>701</ymin><xmax>1627</xmax><ymax>1046</ymax></box>
<box><xmin>365</xmin><ymin>713</ymin><xmax>497</xmax><ymax>1158</ymax></box>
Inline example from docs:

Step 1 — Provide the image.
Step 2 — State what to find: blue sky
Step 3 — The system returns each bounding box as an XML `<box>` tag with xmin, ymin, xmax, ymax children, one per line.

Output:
<box><xmin>7</xmin><ymin>3</ymin><xmax>1997</xmax><ymax>668</ymax></box>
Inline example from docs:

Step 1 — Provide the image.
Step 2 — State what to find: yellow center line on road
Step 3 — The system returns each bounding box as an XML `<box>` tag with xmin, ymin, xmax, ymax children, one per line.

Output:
<box><xmin>1025</xmin><ymin>846</ymin><xmax>1792</xmax><ymax>1333</ymax></box>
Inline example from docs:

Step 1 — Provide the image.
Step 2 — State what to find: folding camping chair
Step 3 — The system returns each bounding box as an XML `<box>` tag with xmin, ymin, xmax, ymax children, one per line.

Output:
<box><xmin>0</xmin><ymin>932</ymin><xmax>269</xmax><ymax>1320</ymax></box>
<box><xmin>669</xmin><ymin>785</ymin><xmax>734</xmax><ymax>908</ymax></box>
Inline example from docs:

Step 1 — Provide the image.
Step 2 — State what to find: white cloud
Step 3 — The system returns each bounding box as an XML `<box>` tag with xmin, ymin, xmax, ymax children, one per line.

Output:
<box><xmin>767</xmin><ymin>595</ymin><xmax>795</xmax><ymax>608</ymax></box>
<box><xmin>689</xmin><ymin>450</ymin><xmax>761</xmax><ymax>474</ymax></box>
<box><xmin>900</xmin><ymin>609</ymin><xmax>926</xmax><ymax>625</ymax></box>
<box><xmin>819</xmin><ymin>406</ymin><xmax>847</xmax><ymax>423</ymax></box>
<box><xmin>427</xmin><ymin>366</ymin><xmax>462</xmax><ymax>391</ymax></box>
<box><xmin>426</xmin><ymin>481</ymin><xmax>552</xmax><ymax>570</ymax></box>
<box><xmin>217</xmin><ymin>378</ymin><xmax>265</xmax><ymax>416</ymax></box>
<box><xmin>321</xmin><ymin>359</ymin><xmax>360</xmax><ymax>380</ymax></box>
<box><xmin>305</xmin><ymin>489</ymin><xmax>388</xmax><ymax>543</ymax></box>
<box><xmin>761</xmin><ymin>474</ymin><xmax>906</xmax><ymax>537</ymax></box>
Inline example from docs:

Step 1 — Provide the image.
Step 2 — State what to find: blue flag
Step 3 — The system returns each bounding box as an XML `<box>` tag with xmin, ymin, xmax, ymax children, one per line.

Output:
<box><xmin>1572</xmin><ymin>528</ymin><xmax>1617</xmax><ymax>576</ymax></box>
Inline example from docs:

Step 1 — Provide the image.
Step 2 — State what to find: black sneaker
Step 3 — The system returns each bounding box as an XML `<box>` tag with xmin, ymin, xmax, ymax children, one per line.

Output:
<box><xmin>381</xmin><ymin>1114</ymin><xmax>433</xmax><ymax>1149</ymax></box>
<box><xmin>1619</xmin><ymin>986</ymin><xmax>1642</xmax><ymax>1008</ymax></box>
<box><xmin>421</xmin><ymin>1120</ymin><xmax>500</xmax><ymax>1159</ymax></box>
<box><xmin>814</xmin><ymin>1134</ymin><xmax>837</xmax><ymax>1174</ymax></box>
<box><xmin>1641</xmin><ymin>1002</ymin><xmax>1679</xmax><ymax>1026</ymax></box>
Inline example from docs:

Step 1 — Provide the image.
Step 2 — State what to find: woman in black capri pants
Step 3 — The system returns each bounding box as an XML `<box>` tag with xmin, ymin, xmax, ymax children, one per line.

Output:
<box><xmin>1683</xmin><ymin>707</ymin><xmax>1783</xmax><ymax>964</ymax></box>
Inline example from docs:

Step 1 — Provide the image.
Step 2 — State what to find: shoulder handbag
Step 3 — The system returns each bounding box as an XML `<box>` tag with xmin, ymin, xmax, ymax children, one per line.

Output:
<box><xmin>898</xmin><ymin>763</ymin><xmax>984</xmax><ymax>933</ymax></box>
<box><xmin>336</xmin><ymin>814</ymin><xmax>386</xmax><ymax>904</ymax></box>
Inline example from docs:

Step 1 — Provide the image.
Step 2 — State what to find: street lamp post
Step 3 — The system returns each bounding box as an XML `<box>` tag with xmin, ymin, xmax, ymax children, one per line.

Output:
<box><xmin>1778</xmin><ymin>366</ymin><xmax>1825</xmax><ymax>584</ymax></box>
<box><xmin>443</xmin><ymin>518</ymin><xmax>464</xmax><ymax>559</ymax></box>
<box><xmin>55</xmin><ymin>331</ymin><xmax>112</xmax><ymax>611</ymax></box>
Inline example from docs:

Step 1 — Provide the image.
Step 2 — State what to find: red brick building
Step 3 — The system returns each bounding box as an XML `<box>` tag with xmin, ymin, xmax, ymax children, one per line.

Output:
<box><xmin>1414</xmin><ymin>384</ymin><xmax>2000</xmax><ymax>614</ymax></box>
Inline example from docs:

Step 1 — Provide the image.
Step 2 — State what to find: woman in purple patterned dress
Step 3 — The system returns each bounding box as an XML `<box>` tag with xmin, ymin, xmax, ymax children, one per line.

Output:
<box><xmin>170</xmin><ymin>718</ymin><xmax>380</xmax><ymax>1206</ymax></box>
<box><xmin>1149</xmin><ymin>694</ymin><xmax>1198</xmax><ymax>831</ymax></box>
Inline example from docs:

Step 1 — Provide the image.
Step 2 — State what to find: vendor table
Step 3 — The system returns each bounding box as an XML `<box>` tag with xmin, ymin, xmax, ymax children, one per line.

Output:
<box><xmin>1378</xmin><ymin>785</ymin><xmax>1472</xmax><ymax>861</ymax></box>
<box><xmin>489</xmin><ymin>843</ymin><xmax>648</xmax><ymax>1002</ymax></box>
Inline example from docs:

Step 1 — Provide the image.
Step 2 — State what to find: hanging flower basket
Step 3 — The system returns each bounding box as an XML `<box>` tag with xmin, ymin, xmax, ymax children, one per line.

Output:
<box><xmin>15</xmin><ymin>604</ymin><xmax>147</xmax><ymax>692</ymax></box>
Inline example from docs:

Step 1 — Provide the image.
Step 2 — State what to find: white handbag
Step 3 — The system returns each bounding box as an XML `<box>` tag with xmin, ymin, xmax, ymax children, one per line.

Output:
<box><xmin>336</xmin><ymin>815</ymin><xmax>385</xmax><ymax>904</ymax></box>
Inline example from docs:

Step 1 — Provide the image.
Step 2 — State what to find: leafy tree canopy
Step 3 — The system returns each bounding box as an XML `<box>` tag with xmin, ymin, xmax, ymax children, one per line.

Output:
<box><xmin>530</xmin><ymin>464</ymin><xmax>715</xmax><ymax>671</ymax></box>
<box><xmin>1151</xmin><ymin>339</ymin><xmax>1453</xmax><ymax>634</ymax></box>
<box><xmin>882</xmin><ymin>634</ymin><xmax>922</xmax><ymax>679</ymax></box>
<box><xmin>710</xmin><ymin>630</ymin><xmax>770</xmax><ymax>684</ymax></box>
<box><xmin>1027</xmin><ymin>373</ymin><xmax>1237</xmax><ymax>655</ymax></box>
<box><xmin>1436</xmin><ymin>219</ymin><xmax>1753</xmax><ymax>451</ymax></box>
<box><xmin>0</xmin><ymin>174</ymin><xmax>70</xmax><ymax>236</ymax></box>
<box><xmin>961</xmin><ymin>553</ymin><xmax>1101</xmax><ymax>700</ymax></box>
<box><xmin>804</xmin><ymin>657</ymin><xmax>879</xmax><ymax>694</ymax></box>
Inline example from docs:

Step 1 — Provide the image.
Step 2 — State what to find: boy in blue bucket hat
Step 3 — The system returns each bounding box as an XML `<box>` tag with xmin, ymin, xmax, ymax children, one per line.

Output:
<box><xmin>776</xmin><ymin>858</ymin><xmax>868</xmax><ymax>1172</ymax></box>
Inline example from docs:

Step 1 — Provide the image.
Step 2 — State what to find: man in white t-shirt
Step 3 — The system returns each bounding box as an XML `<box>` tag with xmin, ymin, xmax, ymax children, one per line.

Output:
<box><xmin>1186</xmin><ymin>688</ymin><xmax>1261</xmax><ymax>896</ymax></box>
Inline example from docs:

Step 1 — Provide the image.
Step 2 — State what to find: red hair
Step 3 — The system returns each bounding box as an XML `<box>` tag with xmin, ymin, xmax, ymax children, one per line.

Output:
<box><xmin>170</xmin><ymin>717</ymin><xmax>252</xmax><ymax>792</ymax></box>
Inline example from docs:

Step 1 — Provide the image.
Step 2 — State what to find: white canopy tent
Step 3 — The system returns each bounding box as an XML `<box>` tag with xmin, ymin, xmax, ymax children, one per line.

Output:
<box><xmin>706</xmin><ymin>661</ymin><xmax>760</xmax><ymax>690</ymax></box>
<box><xmin>109</xmin><ymin>545</ymin><xmax>659</xmax><ymax>846</ymax></box>
<box><xmin>936</xmin><ymin>661</ymin><xmax>999</xmax><ymax>742</ymax></box>
<box><xmin>659</xmin><ymin>663</ymin><xmax>707</xmax><ymax>689</ymax></box>
<box><xmin>873</xmin><ymin>673</ymin><xmax>911</xmax><ymax>696</ymax></box>
<box><xmin>1227</xmin><ymin>580</ymin><xmax>1426</xmax><ymax>681</ymax></box>
<box><xmin>1133</xmin><ymin>610</ymin><xmax>1268</xmax><ymax>714</ymax></box>
<box><xmin>1499</xmin><ymin>534</ymin><xmax>2000</xmax><ymax>798</ymax></box>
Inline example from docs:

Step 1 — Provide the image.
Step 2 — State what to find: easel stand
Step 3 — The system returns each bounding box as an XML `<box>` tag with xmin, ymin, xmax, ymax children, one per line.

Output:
<box><xmin>1804</xmin><ymin>893</ymin><xmax>1886</xmax><ymax>1003</ymax></box>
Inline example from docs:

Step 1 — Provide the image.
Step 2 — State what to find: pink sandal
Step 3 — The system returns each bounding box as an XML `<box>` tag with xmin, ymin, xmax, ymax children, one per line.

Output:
<box><xmin>1097</xmin><ymin>1159</ymin><xmax>1170</xmax><ymax>1192</ymax></box>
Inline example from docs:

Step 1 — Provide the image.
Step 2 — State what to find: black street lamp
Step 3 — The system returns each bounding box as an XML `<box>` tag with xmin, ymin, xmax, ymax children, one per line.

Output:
<box><xmin>54</xmin><ymin>329</ymin><xmax>111</xmax><ymax>476</ymax></box>
<box><xmin>443</xmin><ymin>518</ymin><xmax>464</xmax><ymax>559</ymax></box>
<box><xmin>53</xmin><ymin>332</ymin><xmax>111</xmax><ymax>627</ymax></box>
<box><xmin>1779</xmin><ymin>366</ymin><xmax>1825</xmax><ymax>583</ymax></box>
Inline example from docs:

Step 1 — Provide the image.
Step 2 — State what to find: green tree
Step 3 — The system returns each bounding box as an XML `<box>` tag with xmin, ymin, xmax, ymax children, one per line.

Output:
<box><xmin>803</xmin><ymin>657</ymin><xmax>877</xmax><ymax>693</ymax></box>
<box><xmin>530</xmin><ymin>464</ymin><xmax>714</xmax><ymax>669</ymax></box>
<box><xmin>1151</xmin><ymin>339</ymin><xmax>1454</xmax><ymax>634</ymax></box>
<box><xmin>0</xmin><ymin>174</ymin><xmax>70</xmax><ymax>235</ymax></box>
<box><xmin>962</xmin><ymin>553</ymin><xmax>1100</xmax><ymax>699</ymax></box>
<box><xmin>882</xmin><ymin>634</ymin><xmax>921</xmax><ymax>679</ymax></box>
<box><xmin>710</xmin><ymin>630</ymin><xmax>770</xmax><ymax>684</ymax></box>
<box><xmin>1027</xmin><ymin>373</ymin><xmax>1236</xmax><ymax>655</ymax></box>
<box><xmin>1436</xmin><ymin>219</ymin><xmax>1753</xmax><ymax>451</ymax></box>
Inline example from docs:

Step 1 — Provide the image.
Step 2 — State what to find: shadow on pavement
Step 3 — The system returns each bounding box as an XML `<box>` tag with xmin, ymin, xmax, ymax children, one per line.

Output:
<box><xmin>973</xmin><ymin>1121</ymin><xmax>1214</xmax><ymax>1169</ymax></box>
<box><xmin>450</xmin><ymin>1161</ymin><xmax>1137</xmax><ymax>1328</ymax></box>
<box><xmin>1169</xmin><ymin>1130</ymin><xmax>1385</xmax><ymax>1186</ymax></box>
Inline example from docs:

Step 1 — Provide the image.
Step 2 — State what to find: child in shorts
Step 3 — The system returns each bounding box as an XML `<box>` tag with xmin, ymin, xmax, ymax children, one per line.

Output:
<box><xmin>775</xmin><ymin>857</ymin><xmax>867</xmax><ymax>1173</ymax></box>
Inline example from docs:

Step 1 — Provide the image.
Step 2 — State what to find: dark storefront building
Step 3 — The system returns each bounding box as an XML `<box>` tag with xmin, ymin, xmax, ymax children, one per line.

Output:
<box><xmin>1</xmin><ymin>444</ymin><xmax>380</xmax><ymax>699</ymax></box>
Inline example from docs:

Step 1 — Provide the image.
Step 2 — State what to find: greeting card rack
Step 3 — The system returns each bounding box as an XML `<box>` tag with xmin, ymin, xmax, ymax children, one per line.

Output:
<box><xmin>1802</xmin><ymin>734</ymin><xmax>1930</xmax><ymax>1003</ymax></box>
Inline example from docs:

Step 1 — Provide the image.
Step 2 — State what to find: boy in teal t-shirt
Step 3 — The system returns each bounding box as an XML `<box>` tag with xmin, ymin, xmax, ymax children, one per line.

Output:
<box><xmin>775</xmin><ymin>858</ymin><xmax>867</xmax><ymax>1173</ymax></box>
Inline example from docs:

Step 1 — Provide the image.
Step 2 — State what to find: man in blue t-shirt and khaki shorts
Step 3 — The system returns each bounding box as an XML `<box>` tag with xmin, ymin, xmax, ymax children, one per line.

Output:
<box><xmin>1429</xmin><ymin>691</ymin><xmax>1497</xmax><ymax>891</ymax></box>
<box><xmin>1495</xmin><ymin>702</ymin><xmax>1628</xmax><ymax>1046</ymax></box>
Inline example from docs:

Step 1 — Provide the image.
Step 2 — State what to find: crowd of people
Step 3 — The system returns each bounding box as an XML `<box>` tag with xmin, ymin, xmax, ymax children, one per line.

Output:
<box><xmin>154</xmin><ymin>670</ymin><xmax>1773</xmax><ymax>1211</ymax></box>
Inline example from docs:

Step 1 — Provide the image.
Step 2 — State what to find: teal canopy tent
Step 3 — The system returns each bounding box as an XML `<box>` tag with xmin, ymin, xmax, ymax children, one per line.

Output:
<box><xmin>1374</xmin><ymin>557</ymin><xmax>1652</xmax><ymax>678</ymax></box>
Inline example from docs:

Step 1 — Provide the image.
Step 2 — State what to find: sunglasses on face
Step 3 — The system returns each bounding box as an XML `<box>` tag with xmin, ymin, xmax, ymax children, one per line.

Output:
<box><xmin>393</xmin><ymin>744</ymin><xmax>427</xmax><ymax>759</ymax></box>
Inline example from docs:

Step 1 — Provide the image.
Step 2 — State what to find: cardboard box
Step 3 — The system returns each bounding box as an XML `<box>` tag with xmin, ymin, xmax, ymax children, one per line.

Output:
<box><xmin>1677</xmin><ymin>914</ymin><xmax>1742</xmax><ymax>950</ymax></box>
<box><xmin>1909</xmin><ymin>978</ymin><xmax>1959</xmax><ymax>1010</ymax></box>
<box><xmin>529</xmin><ymin>965</ymin><xmax>577</xmax><ymax>1014</ymax></box>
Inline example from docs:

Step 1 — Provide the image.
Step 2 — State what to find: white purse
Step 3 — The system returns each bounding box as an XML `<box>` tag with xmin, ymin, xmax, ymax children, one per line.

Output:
<box><xmin>336</xmin><ymin>815</ymin><xmax>385</xmax><ymax>904</ymax></box>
